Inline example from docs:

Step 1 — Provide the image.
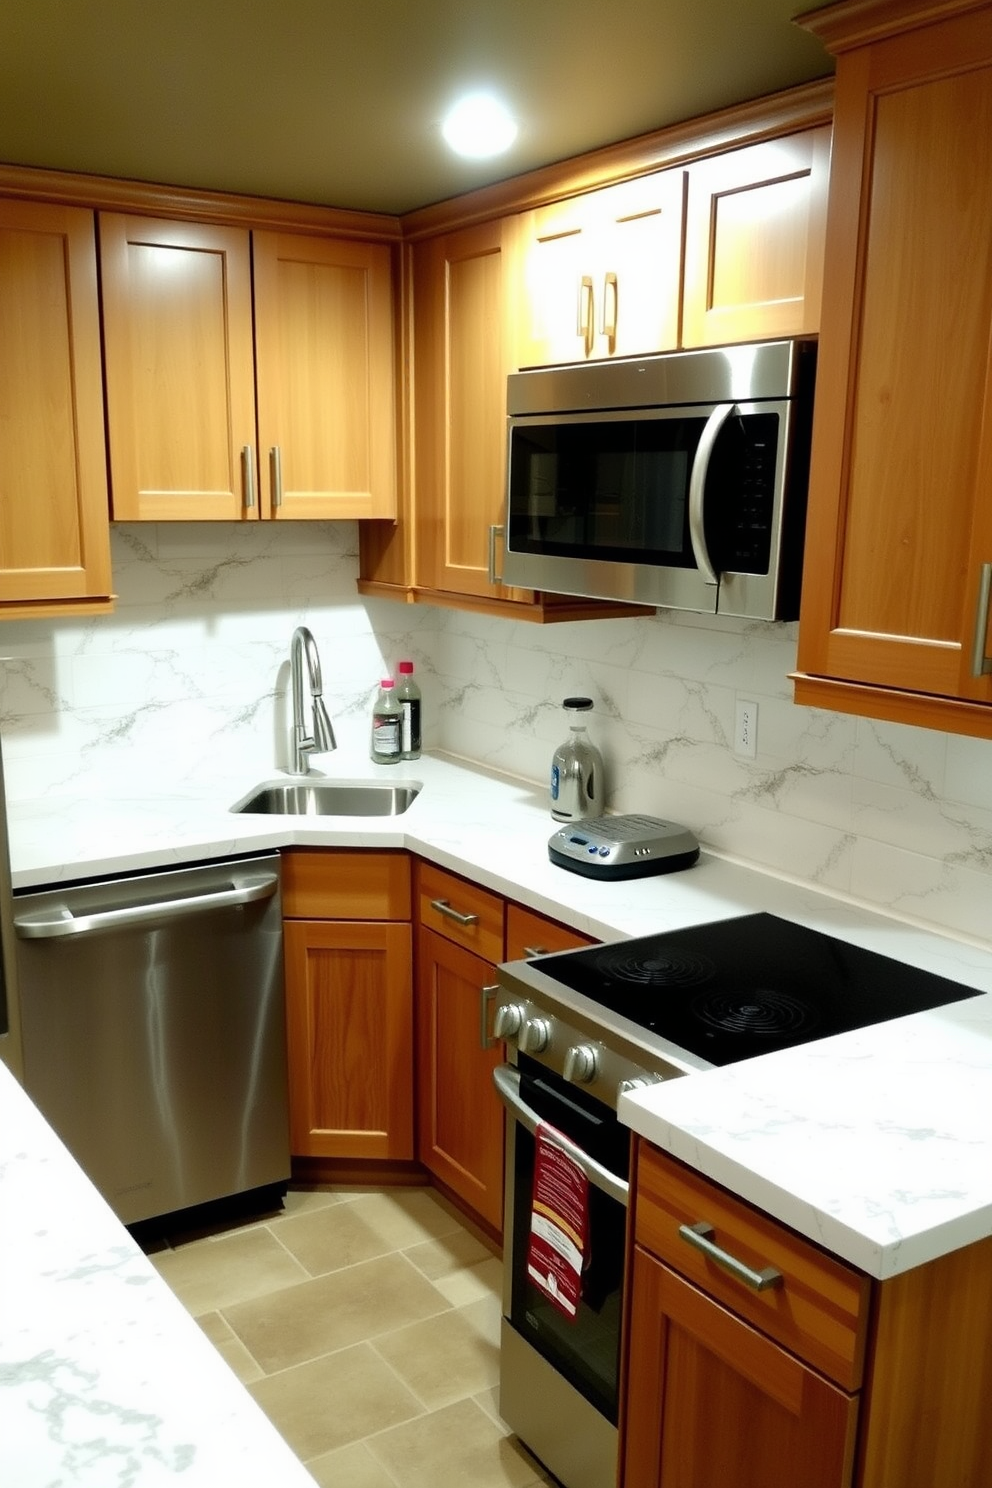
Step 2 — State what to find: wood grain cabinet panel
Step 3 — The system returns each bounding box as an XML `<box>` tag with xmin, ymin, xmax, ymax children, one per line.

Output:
<box><xmin>0</xmin><ymin>199</ymin><xmax>112</xmax><ymax>612</ymax></box>
<box><xmin>504</xmin><ymin>903</ymin><xmax>596</xmax><ymax>960</ymax></box>
<box><xmin>282</xmin><ymin>850</ymin><xmax>413</xmax><ymax>1161</ymax></box>
<box><xmin>514</xmin><ymin>170</ymin><xmax>685</xmax><ymax>367</ymax></box>
<box><xmin>682</xmin><ymin>127</ymin><xmax>829</xmax><ymax>348</ymax></box>
<box><xmin>794</xmin><ymin>0</ymin><xmax>992</xmax><ymax>735</ymax></box>
<box><xmin>100</xmin><ymin>216</ymin><xmax>397</xmax><ymax>522</ymax></box>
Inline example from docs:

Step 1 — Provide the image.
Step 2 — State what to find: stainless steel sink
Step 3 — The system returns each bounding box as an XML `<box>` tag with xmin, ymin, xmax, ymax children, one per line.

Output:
<box><xmin>231</xmin><ymin>779</ymin><xmax>421</xmax><ymax>817</ymax></box>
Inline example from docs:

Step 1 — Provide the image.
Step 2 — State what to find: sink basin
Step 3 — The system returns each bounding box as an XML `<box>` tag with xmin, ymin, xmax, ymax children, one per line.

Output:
<box><xmin>231</xmin><ymin>779</ymin><xmax>421</xmax><ymax>817</ymax></box>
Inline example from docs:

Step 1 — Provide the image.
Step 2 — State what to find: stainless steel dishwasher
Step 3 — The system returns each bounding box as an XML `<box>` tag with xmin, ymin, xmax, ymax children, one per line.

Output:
<box><xmin>14</xmin><ymin>852</ymin><xmax>290</xmax><ymax>1226</ymax></box>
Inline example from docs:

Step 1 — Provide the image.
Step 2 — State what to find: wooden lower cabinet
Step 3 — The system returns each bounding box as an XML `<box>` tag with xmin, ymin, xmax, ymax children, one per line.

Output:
<box><xmin>282</xmin><ymin>850</ymin><xmax>413</xmax><ymax>1161</ymax></box>
<box><xmin>416</xmin><ymin>926</ymin><xmax>505</xmax><ymax>1232</ymax></box>
<box><xmin>623</xmin><ymin>1246</ymin><xmax>858</xmax><ymax>1488</ymax></box>
<box><xmin>624</xmin><ymin>1142</ymin><xmax>992</xmax><ymax>1488</ymax></box>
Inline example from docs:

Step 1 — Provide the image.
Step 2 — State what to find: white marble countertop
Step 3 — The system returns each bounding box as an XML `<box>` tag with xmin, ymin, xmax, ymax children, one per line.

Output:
<box><xmin>9</xmin><ymin>748</ymin><xmax>992</xmax><ymax>1288</ymax></box>
<box><xmin>0</xmin><ymin>1058</ymin><xmax>317</xmax><ymax>1488</ymax></box>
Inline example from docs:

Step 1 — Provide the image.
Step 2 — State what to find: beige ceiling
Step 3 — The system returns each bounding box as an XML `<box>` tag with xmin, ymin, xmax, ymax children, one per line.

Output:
<box><xmin>0</xmin><ymin>1</ymin><xmax>834</xmax><ymax>216</ymax></box>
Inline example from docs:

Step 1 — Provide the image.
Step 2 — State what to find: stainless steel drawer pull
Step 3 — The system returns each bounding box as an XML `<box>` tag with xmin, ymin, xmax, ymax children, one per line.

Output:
<box><xmin>242</xmin><ymin>444</ymin><xmax>256</xmax><ymax>510</ymax></box>
<box><xmin>523</xmin><ymin>945</ymin><xmax>549</xmax><ymax>957</ymax></box>
<box><xmin>480</xmin><ymin>983</ymin><xmax>499</xmax><ymax>1050</ymax></box>
<box><xmin>270</xmin><ymin>445</ymin><xmax>284</xmax><ymax>509</ymax></box>
<box><xmin>487</xmin><ymin>524</ymin><xmax>504</xmax><ymax>587</ymax></box>
<box><xmin>678</xmin><ymin>1220</ymin><xmax>783</xmax><ymax>1292</ymax></box>
<box><xmin>970</xmin><ymin>561</ymin><xmax>992</xmax><ymax>677</ymax></box>
<box><xmin>429</xmin><ymin>897</ymin><xmax>480</xmax><ymax>927</ymax></box>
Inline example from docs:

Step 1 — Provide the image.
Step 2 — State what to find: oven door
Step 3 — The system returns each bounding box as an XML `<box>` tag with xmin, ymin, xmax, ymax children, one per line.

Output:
<box><xmin>494</xmin><ymin>1056</ymin><xmax>628</xmax><ymax>1488</ymax></box>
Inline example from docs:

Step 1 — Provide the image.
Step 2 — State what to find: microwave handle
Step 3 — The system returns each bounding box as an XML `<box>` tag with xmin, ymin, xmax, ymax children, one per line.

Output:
<box><xmin>687</xmin><ymin>402</ymin><xmax>737</xmax><ymax>586</ymax></box>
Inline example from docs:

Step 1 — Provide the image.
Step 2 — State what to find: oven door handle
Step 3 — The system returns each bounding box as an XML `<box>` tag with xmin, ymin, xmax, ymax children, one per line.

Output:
<box><xmin>493</xmin><ymin>1064</ymin><xmax>630</xmax><ymax>1207</ymax></box>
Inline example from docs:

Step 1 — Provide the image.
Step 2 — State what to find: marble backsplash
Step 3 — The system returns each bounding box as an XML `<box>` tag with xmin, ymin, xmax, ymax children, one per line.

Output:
<box><xmin>1</xmin><ymin>521</ymin><xmax>991</xmax><ymax>944</ymax></box>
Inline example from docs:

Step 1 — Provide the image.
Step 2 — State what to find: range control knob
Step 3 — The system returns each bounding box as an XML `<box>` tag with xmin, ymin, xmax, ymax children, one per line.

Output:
<box><xmin>563</xmin><ymin>1043</ymin><xmax>600</xmax><ymax>1084</ymax></box>
<box><xmin>493</xmin><ymin>1003</ymin><xmax>525</xmax><ymax>1041</ymax></box>
<box><xmin>617</xmin><ymin>1075</ymin><xmax>656</xmax><ymax>1100</ymax></box>
<box><xmin>518</xmin><ymin>1016</ymin><xmax>552</xmax><ymax>1055</ymax></box>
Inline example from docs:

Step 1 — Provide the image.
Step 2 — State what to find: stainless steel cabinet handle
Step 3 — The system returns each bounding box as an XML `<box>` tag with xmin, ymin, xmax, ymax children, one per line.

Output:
<box><xmin>522</xmin><ymin>945</ymin><xmax>549</xmax><ymax>957</ymax></box>
<box><xmin>488</xmin><ymin>524</ymin><xmax>504</xmax><ymax>586</ymax></box>
<box><xmin>480</xmin><ymin>983</ymin><xmax>499</xmax><ymax>1050</ymax></box>
<box><xmin>429</xmin><ymin>897</ymin><xmax>480</xmax><ymax>927</ymax></box>
<box><xmin>493</xmin><ymin>1064</ymin><xmax>629</xmax><ymax>1206</ymax></box>
<box><xmin>270</xmin><ymin>445</ymin><xmax>284</xmax><ymax>510</ymax></box>
<box><xmin>970</xmin><ymin>562</ymin><xmax>992</xmax><ymax>677</ymax></box>
<box><xmin>601</xmin><ymin>270</ymin><xmax>618</xmax><ymax>342</ymax></box>
<box><xmin>242</xmin><ymin>444</ymin><xmax>256</xmax><ymax>510</ymax></box>
<box><xmin>687</xmin><ymin>403</ymin><xmax>735</xmax><ymax>587</ymax></box>
<box><xmin>13</xmin><ymin>874</ymin><xmax>279</xmax><ymax>940</ymax></box>
<box><xmin>577</xmin><ymin>274</ymin><xmax>594</xmax><ymax>353</ymax></box>
<box><xmin>678</xmin><ymin>1220</ymin><xmax>783</xmax><ymax>1292</ymax></box>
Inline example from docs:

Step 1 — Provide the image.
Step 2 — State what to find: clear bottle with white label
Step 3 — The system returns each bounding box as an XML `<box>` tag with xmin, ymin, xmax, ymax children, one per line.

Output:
<box><xmin>370</xmin><ymin>678</ymin><xmax>402</xmax><ymax>764</ymax></box>
<box><xmin>550</xmin><ymin>697</ymin><xmax>604</xmax><ymax>822</ymax></box>
<box><xmin>395</xmin><ymin>660</ymin><xmax>422</xmax><ymax>760</ymax></box>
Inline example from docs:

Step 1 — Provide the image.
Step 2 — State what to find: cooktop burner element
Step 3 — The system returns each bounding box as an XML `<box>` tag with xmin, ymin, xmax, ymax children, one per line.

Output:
<box><xmin>529</xmin><ymin>912</ymin><xmax>982</xmax><ymax>1067</ymax></box>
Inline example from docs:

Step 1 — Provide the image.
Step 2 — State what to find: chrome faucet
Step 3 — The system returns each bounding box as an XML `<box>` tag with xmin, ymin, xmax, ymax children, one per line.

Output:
<box><xmin>290</xmin><ymin>626</ymin><xmax>336</xmax><ymax>774</ymax></box>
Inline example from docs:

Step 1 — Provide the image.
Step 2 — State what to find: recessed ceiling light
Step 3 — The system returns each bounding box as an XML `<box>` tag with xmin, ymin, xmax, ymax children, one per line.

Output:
<box><xmin>441</xmin><ymin>93</ymin><xmax>518</xmax><ymax>159</ymax></box>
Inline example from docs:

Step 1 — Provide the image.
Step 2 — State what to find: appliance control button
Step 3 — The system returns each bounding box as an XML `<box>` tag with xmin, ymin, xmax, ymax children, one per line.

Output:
<box><xmin>518</xmin><ymin>1016</ymin><xmax>552</xmax><ymax>1054</ymax></box>
<box><xmin>493</xmin><ymin>1003</ymin><xmax>525</xmax><ymax>1041</ymax></box>
<box><xmin>563</xmin><ymin>1043</ymin><xmax>600</xmax><ymax>1084</ymax></box>
<box><xmin>617</xmin><ymin>1075</ymin><xmax>656</xmax><ymax>1099</ymax></box>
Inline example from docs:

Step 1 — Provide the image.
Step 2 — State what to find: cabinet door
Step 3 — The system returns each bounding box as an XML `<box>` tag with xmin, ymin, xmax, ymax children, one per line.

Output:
<box><xmin>516</xmin><ymin>171</ymin><xmax>684</xmax><ymax>366</ymax></box>
<box><xmin>0</xmin><ymin>200</ymin><xmax>112</xmax><ymax>607</ymax></box>
<box><xmin>283</xmin><ymin>919</ymin><xmax>414</xmax><ymax>1160</ymax></box>
<box><xmin>253</xmin><ymin>231</ymin><xmax>397</xmax><ymax>520</ymax></box>
<box><xmin>622</xmin><ymin>1246</ymin><xmax>858</xmax><ymax>1488</ymax></box>
<box><xmin>412</xmin><ymin>218</ymin><xmax>528</xmax><ymax>601</ymax></box>
<box><xmin>416</xmin><ymin>926</ymin><xmax>504</xmax><ymax>1232</ymax></box>
<box><xmin>505</xmin><ymin>902</ymin><xmax>596</xmax><ymax>960</ymax></box>
<box><xmin>682</xmin><ymin>127</ymin><xmax>829</xmax><ymax>348</ymax></box>
<box><xmin>100</xmin><ymin>215</ymin><xmax>258</xmax><ymax>521</ymax></box>
<box><xmin>795</xmin><ymin>11</ymin><xmax>992</xmax><ymax>732</ymax></box>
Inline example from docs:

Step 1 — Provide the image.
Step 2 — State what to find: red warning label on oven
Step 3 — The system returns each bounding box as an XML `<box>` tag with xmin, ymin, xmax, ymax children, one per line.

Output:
<box><xmin>527</xmin><ymin>1123</ymin><xmax>589</xmax><ymax>1320</ymax></box>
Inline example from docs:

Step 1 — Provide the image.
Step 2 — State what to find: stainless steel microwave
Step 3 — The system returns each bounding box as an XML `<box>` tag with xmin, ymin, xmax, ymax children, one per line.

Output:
<box><xmin>502</xmin><ymin>339</ymin><xmax>816</xmax><ymax>619</ymax></box>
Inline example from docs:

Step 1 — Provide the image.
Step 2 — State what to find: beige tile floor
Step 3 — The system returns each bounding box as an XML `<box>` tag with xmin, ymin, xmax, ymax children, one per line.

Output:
<box><xmin>147</xmin><ymin>1184</ymin><xmax>560</xmax><ymax>1488</ymax></box>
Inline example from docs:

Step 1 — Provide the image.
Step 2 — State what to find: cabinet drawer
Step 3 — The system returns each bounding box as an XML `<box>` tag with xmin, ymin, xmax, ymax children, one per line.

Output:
<box><xmin>281</xmin><ymin>849</ymin><xmax>411</xmax><ymax>920</ymax></box>
<box><xmin>416</xmin><ymin>861</ymin><xmax>504</xmax><ymax>962</ymax></box>
<box><xmin>635</xmin><ymin>1142</ymin><xmax>870</xmax><ymax>1391</ymax></box>
<box><xmin>505</xmin><ymin>902</ymin><xmax>596</xmax><ymax>960</ymax></box>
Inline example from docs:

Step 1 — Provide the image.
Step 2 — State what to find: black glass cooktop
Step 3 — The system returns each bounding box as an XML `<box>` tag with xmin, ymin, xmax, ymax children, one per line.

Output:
<box><xmin>534</xmin><ymin>912</ymin><xmax>982</xmax><ymax>1066</ymax></box>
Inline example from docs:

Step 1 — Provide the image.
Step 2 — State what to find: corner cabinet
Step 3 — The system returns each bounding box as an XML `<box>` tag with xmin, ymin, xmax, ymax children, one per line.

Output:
<box><xmin>281</xmin><ymin>850</ymin><xmax>414</xmax><ymax>1163</ymax></box>
<box><xmin>100</xmin><ymin>215</ymin><xmax>397</xmax><ymax>522</ymax></box>
<box><xmin>623</xmin><ymin>1142</ymin><xmax>992</xmax><ymax>1488</ymax></box>
<box><xmin>0</xmin><ymin>199</ymin><xmax>112</xmax><ymax>615</ymax></box>
<box><xmin>793</xmin><ymin>0</ymin><xmax>992</xmax><ymax>737</ymax></box>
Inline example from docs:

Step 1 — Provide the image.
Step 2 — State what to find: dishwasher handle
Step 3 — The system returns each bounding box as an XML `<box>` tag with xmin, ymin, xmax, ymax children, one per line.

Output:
<box><xmin>13</xmin><ymin>872</ymin><xmax>279</xmax><ymax>940</ymax></box>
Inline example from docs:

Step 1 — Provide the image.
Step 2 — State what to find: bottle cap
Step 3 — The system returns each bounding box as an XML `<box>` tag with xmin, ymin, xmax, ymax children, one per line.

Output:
<box><xmin>562</xmin><ymin>696</ymin><xmax>593</xmax><ymax>711</ymax></box>
<box><xmin>398</xmin><ymin>660</ymin><xmax>414</xmax><ymax>674</ymax></box>
<box><xmin>381</xmin><ymin>678</ymin><xmax>395</xmax><ymax>689</ymax></box>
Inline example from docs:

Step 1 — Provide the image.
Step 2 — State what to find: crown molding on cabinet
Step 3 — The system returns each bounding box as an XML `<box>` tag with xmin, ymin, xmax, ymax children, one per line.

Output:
<box><xmin>797</xmin><ymin>0</ymin><xmax>992</xmax><ymax>52</ymax></box>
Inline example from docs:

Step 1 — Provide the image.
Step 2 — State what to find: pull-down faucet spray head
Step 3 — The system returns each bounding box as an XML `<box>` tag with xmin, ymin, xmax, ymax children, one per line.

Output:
<box><xmin>290</xmin><ymin>626</ymin><xmax>337</xmax><ymax>775</ymax></box>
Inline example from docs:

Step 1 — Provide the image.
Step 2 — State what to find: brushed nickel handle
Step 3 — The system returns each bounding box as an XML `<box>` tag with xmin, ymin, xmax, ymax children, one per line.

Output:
<box><xmin>270</xmin><ymin>445</ymin><xmax>283</xmax><ymax>509</ymax></box>
<box><xmin>601</xmin><ymin>270</ymin><xmax>618</xmax><ymax>342</ymax></box>
<box><xmin>480</xmin><ymin>983</ymin><xmax>499</xmax><ymax>1050</ymax></box>
<box><xmin>577</xmin><ymin>274</ymin><xmax>594</xmax><ymax>353</ymax></box>
<box><xmin>970</xmin><ymin>562</ymin><xmax>992</xmax><ymax>677</ymax></box>
<box><xmin>522</xmin><ymin>945</ymin><xmax>549</xmax><ymax>957</ymax></box>
<box><xmin>488</xmin><ymin>524</ymin><xmax>504</xmax><ymax>586</ymax></box>
<box><xmin>429</xmin><ymin>898</ymin><xmax>480</xmax><ymax>927</ymax></box>
<box><xmin>14</xmin><ymin>873</ymin><xmax>279</xmax><ymax>940</ymax></box>
<box><xmin>242</xmin><ymin>444</ymin><xmax>256</xmax><ymax>510</ymax></box>
<box><xmin>679</xmin><ymin>1220</ymin><xmax>783</xmax><ymax>1292</ymax></box>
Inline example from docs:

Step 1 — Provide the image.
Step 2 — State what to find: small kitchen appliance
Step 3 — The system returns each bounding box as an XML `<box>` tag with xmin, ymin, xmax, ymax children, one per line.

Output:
<box><xmin>492</xmin><ymin>911</ymin><xmax>983</xmax><ymax>1488</ymax></box>
<box><xmin>549</xmin><ymin>813</ymin><xmax>699</xmax><ymax>879</ymax></box>
<box><xmin>549</xmin><ymin>696</ymin><xmax>604</xmax><ymax>823</ymax></box>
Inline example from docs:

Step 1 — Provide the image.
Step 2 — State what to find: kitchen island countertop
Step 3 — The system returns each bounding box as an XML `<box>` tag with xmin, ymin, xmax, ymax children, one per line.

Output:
<box><xmin>8</xmin><ymin>749</ymin><xmax>992</xmax><ymax>1282</ymax></box>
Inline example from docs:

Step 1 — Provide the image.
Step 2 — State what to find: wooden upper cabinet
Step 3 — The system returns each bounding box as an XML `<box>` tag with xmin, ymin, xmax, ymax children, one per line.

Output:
<box><xmin>682</xmin><ymin>127</ymin><xmax>830</xmax><ymax>348</ymax></box>
<box><xmin>100</xmin><ymin>215</ymin><xmax>257</xmax><ymax>520</ymax></box>
<box><xmin>514</xmin><ymin>170</ymin><xmax>685</xmax><ymax>367</ymax></box>
<box><xmin>100</xmin><ymin>216</ymin><xmax>397</xmax><ymax>522</ymax></box>
<box><xmin>252</xmin><ymin>232</ymin><xmax>397</xmax><ymax>519</ymax></box>
<box><xmin>794</xmin><ymin>1</ymin><xmax>992</xmax><ymax>736</ymax></box>
<box><xmin>0</xmin><ymin>200</ymin><xmax>112</xmax><ymax>610</ymax></box>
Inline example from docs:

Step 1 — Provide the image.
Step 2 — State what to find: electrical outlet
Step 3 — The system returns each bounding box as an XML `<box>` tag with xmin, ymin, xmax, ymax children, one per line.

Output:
<box><xmin>734</xmin><ymin>699</ymin><xmax>758</xmax><ymax>759</ymax></box>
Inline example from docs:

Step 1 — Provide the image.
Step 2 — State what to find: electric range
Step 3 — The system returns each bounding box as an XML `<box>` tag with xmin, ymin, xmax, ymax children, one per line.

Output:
<box><xmin>494</xmin><ymin>910</ymin><xmax>983</xmax><ymax>1109</ymax></box>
